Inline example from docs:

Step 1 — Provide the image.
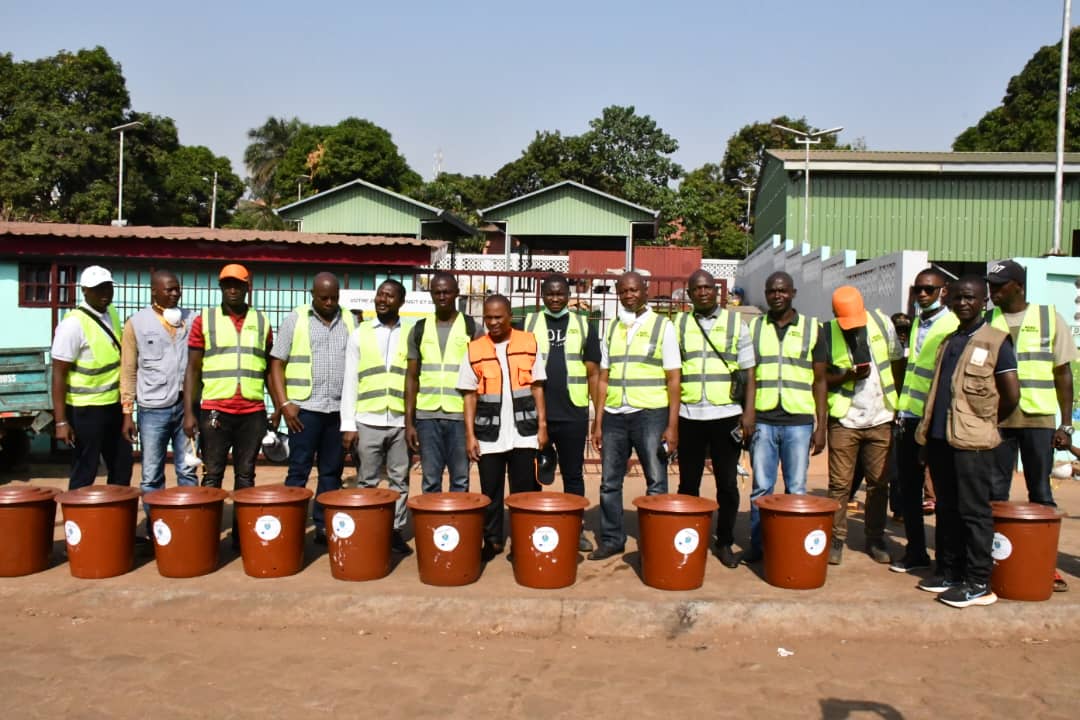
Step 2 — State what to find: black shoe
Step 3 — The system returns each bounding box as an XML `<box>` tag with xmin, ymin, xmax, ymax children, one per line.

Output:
<box><xmin>828</xmin><ymin>539</ymin><xmax>844</xmax><ymax>566</ymax></box>
<box><xmin>889</xmin><ymin>554</ymin><xmax>931</xmax><ymax>574</ymax></box>
<box><xmin>578</xmin><ymin>532</ymin><xmax>594</xmax><ymax>553</ymax></box>
<box><xmin>587</xmin><ymin>543</ymin><xmax>624</xmax><ymax>561</ymax></box>
<box><xmin>917</xmin><ymin>574</ymin><xmax>963</xmax><ymax>593</ymax></box>
<box><xmin>716</xmin><ymin>543</ymin><xmax>739</xmax><ymax>569</ymax></box>
<box><xmin>391</xmin><ymin>531</ymin><xmax>413</xmax><ymax>556</ymax></box>
<box><xmin>481</xmin><ymin>540</ymin><xmax>504</xmax><ymax>562</ymax></box>
<box><xmin>938</xmin><ymin>581</ymin><xmax>997</xmax><ymax>608</ymax></box>
<box><xmin>313</xmin><ymin>529</ymin><xmax>328</xmax><ymax>546</ymax></box>
<box><xmin>866</xmin><ymin>540</ymin><xmax>891</xmax><ymax>564</ymax></box>
<box><xmin>740</xmin><ymin>548</ymin><xmax>763</xmax><ymax>565</ymax></box>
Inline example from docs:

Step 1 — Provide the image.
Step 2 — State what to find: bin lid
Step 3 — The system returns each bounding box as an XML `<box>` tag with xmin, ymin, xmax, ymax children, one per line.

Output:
<box><xmin>505</xmin><ymin>491</ymin><xmax>589</xmax><ymax>513</ymax></box>
<box><xmin>317</xmin><ymin>488</ymin><xmax>399</xmax><ymax>508</ymax></box>
<box><xmin>753</xmin><ymin>494</ymin><xmax>839</xmax><ymax>514</ymax></box>
<box><xmin>143</xmin><ymin>486</ymin><xmax>229</xmax><ymax>507</ymax></box>
<box><xmin>231</xmin><ymin>485</ymin><xmax>313</xmax><ymax>505</ymax></box>
<box><xmin>991</xmin><ymin>501</ymin><xmax>1064</xmax><ymax>521</ymax></box>
<box><xmin>56</xmin><ymin>484</ymin><xmax>141</xmax><ymax>506</ymax></box>
<box><xmin>632</xmin><ymin>493</ymin><xmax>719</xmax><ymax>514</ymax></box>
<box><xmin>0</xmin><ymin>484</ymin><xmax>60</xmax><ymax>505</ymax></box>
<box><xmin>406</xmin><ymin>492</ymin><xmax>490</xmax><ymax>512</ymax></box>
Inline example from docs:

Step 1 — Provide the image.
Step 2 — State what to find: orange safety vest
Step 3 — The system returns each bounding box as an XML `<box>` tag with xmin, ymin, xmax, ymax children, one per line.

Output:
<box><xmin>467</xmin><ymin>330</ymin><xmax>539</xmax><ymax>441</ymax></box>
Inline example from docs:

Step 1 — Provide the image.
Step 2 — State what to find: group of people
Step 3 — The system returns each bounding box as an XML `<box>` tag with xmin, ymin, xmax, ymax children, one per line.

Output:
<box><xmin>52</xmin><ymin>260</ymin><xmax>1075</xmax><ymax>607</ymax></box>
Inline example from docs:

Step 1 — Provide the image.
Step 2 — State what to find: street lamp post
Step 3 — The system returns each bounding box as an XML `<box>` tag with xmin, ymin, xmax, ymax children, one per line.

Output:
<box><xmin>110</xmin><ymin>121</ymin><xmax>142</xmax><ymax>227</ymax></box>
<box><xmin>209</xmin><ymin>171</ymin><xmax>218</xmax><ymax>229</ymax></box>
<box><xmin>297</xmin><ymin>175</ymin><xmax>310</xmax><ymax>202</ymax></box>
<box><xmin>732</xmin><ymin>178</ymin><xmax>754</xmax><ymax>256</ymax></box>
<box><xmin>1052</xmin><ymin>0</ymin><xmax>1072</xmax><ymax>255</ymax></box>
<box><xmin>771</xmin><ymin>124</ymin><xmax>843</xmax><ymax>246</ymax></box>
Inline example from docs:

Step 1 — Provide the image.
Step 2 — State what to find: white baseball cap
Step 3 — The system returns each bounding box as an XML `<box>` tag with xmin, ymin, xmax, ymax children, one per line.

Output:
<box><xmin>80</xmin><ymin>265</ymin><xmax>114</xmax><ymax>288</ymax></box>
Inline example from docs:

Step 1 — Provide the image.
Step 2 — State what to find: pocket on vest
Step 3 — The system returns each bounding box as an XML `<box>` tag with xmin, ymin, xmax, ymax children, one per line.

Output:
<box><xmin>960</xmin><ymin>364</ymin><xmax>995</xmax><ymax>417</ymax></box>
<box><xmin>475</xmin><ymin>401</ymin><xmax>501</xmax><ymax>442</ymax></box>
<box><xmin>512</xmin><ymin>395</ymin><xmax>538</xmax><ymax>436</ymax></box>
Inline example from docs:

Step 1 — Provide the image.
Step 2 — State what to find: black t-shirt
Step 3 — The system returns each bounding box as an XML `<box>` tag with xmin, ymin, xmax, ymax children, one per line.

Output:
<box><xmin>536</xmin><ymin>313</ymin><xmax>601</xmax><ymax>423</ymax></box>
<box><xmin>755</xmin><ymin>314</ymin><xmax>827</xmax><ymax>426</ymax></box>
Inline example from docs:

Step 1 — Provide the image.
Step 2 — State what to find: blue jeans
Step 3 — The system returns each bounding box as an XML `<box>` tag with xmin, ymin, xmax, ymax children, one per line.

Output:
<box><xmin>749</xmin><ymin>422</ymin><xmax>812</xmax><ymax>554</ymax></box>
<box><xmin>416</xmin><ymin>418</ymin><xmax>470</xmax><ymax>493</ymax></box>
<box><xmin>138</xmin><ymin>401</ymin><xmax>198</xmax><ymax>494</ymax></box>
<box><xmin>284</xmin><ymin>409</ymin><xmax>344</xmax><ymax>532</ymax></box>
<box><xmin>598</xmin><ymin>408</ymin><xmax>669</xmax><ymax>548</ymax></box>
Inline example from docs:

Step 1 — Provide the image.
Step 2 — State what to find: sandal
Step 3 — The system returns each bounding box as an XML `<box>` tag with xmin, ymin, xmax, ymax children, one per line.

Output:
<box><xmin>1054</xmin><ymin>570</ymin><xmax>1069</xmax><ymax>593</ymax></box>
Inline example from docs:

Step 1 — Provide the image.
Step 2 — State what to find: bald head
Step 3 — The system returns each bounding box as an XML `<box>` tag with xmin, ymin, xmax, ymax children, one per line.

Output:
<box><xmin>311</xmin><ymin>272</ymin><xmax>341</xmax><ymax>321</ymax></box>
<box><xmin>616</xmin><ymin>271</ymin><xmax>648</xmax><ymax>313</ymax></box>
<box><xmin>312</xmin><ymin>272</ymin><xmax>339</xmax><ymax>293</ymax></box>
<box><xmin>150</xmin><ymin>269</ymin><xmax>181</xmax><ymax>309</ymax></box>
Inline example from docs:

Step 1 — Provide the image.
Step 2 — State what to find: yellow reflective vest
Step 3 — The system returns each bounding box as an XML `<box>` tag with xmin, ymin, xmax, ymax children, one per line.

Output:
<box><xmin>897</xmin><ymin>309</ymin><xmax>959</xmax><ymax>417</ymax></box>
<box><xmin>66</xmin><ymin>306</ymin><xmax>122</xmax><ymax>406</ymax></box>
<box><xmin>825</xmin><ymin>309</ymin><xmax>898</xmax><ymax>418</ymax></box>
<box><xmin>416</xmin><ymin>313</ymin><xmax>472</xmax><ymax>414</ymax></box>
<box><xmin>988</xmin><ymin>305</ymin><xmax>1057</xmax><ymax>415</ymax></box>
<box><xmin>525</xmin><ymin>311</ymin><xmax>589</xmax><ymax>407</ymax></box>
<box><xmin>605</xmin><ymin>312</ymin><xmax>670</xmax><ymax>410</ymax></box>
<box><xmin>284</xmin><ymin>305</ymin><xmax>355</xmax><ymax>401</ymax></box>
<box><xmin>751</xmin><ymin>313</ymin><xmax>818</xmax><ymax>415</ymax></box>
<box><xmin>201</xmin><ymin>307</ymin><xmax>268</xmax><ymax>401</ymax></box>
<box><xmin>676</xmin><ymin>309</ymin><xmax>740</xmax><ymax>406</ymax></box>
<box><xmin>354</xmin><ymin>318</ymin><xmax>412</xmax><ymax>414</ymax></box>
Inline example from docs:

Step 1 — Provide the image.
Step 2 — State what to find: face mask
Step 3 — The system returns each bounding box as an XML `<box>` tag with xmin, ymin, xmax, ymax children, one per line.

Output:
<box><xmin>618</xmin><ymin>308</ymin><xmax>638</xmax><ymax>326</ymax></box>
<box><xmin>922</xmin><ymin>298</ymin><xmax>941</xmax><ymax>313</ymax></box>
<box><xmin>162</xmin><ymin>307</ymin><xmax>183</xmax><ymax>327</ymax></box>
<box><xmin>545</xmin><ymin>307</ymin><xmax>570</xmax><ymax>319</ymax></box>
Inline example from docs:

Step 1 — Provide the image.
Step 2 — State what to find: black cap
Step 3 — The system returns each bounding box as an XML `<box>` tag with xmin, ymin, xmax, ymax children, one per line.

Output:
<box><xmin>986</xmin><ymin>260</ymin><xmax>1026</xmax><ymax>285</ymax></box>
<box><xmin>537</xmin><ymin>445</ymin><xmax>557</xmax><ymax>486</ymax></box>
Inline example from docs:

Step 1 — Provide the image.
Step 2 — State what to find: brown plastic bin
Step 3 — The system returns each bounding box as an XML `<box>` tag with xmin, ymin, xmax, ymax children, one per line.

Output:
<box><xmin>232</xmin><ymin>485</ymin><xmax>313</xmax><ymax>578</ymax></box>
<box><xmin>632</xmin><ymin>494</ymin><xmax>719</xmax><ymax>591</ymax></box>
<box><xmin>990</xmin><ymin>501</ymin><xmax>1063</xmax><ymax>601</ymax></box>
<box><xmin>143</xmin><ymin>486</ymin><xmax>229</xmax><ymax>578</ymax></box>
<box><xmin>318</xmin><ymin>488</ymin><xmax>399</xmax><ymax>581</ymax></box>
<box><xmin>0</xmin><ymin>485</ymin><xmax>60</xmax><ymax>576</ymax></box>
<box><xmin>56</xmin><ymin>485</ymin><xmax>141</xmax><ymax>579</ymax></box>
<box><xmin>505</xmin><ymin>492</ymin><xmax>590</xmax><ymax>589</ymax></box>
<box><xmin>755</xmin><ymin>494</ymin><xmax>839</xmax><ymax>590</ymax></box>
<box><xmin>406</xmin><ymin>492</ymin><xmax>490</xmax><ymax>586</ymax></box>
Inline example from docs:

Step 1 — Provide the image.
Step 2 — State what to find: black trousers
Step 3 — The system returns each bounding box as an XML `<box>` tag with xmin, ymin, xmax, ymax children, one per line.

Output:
<box><xmin>898</xmin><ymin>417</ymin><xmax>931</xmax><ymax>561</ymax></box>
<box><xmin>990</xmin><ymin>427</ymin><xmax>1056</xmax><ymax>507</ymax></box>
<box><xmin>547</xmin><ymin>418</ymin><xmax>588</xmax><ymax>497</ymax></box>
<box><xmin>677</xmin><ymin>415</ymin><xmax>741</xmax><ymax>546</ymax></box>
<box><xmin>66</xmin><ymin>403</ymin><xmax>133</xmax><ymax>490</ymax></box>
<box><xmin>199</xmin><ymin>409</ymin><xmax>264</xmax><ymax>492</ymax></box>
<box><xmin>479</xmin><ymin>449</ymin><xmax>540</xmax><ymax>544</ymax></box>
<box><xmin>926</xmin><ymin>439</ymin><xmax>994</xmax><ymax>585</ymax></box>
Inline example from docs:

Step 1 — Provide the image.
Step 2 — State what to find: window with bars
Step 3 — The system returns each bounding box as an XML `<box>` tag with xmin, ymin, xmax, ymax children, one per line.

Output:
<box><xmin>18</xmin><ymin>263</ymin><xmax>77</xmax><ymax>308</ymax></box>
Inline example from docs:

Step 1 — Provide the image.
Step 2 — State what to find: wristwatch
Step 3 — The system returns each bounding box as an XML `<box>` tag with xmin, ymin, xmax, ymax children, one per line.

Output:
<box><xmin>1059</xmin><ymin>425</ymin><xmax>1075</xmax><ymax>436</ymax></box>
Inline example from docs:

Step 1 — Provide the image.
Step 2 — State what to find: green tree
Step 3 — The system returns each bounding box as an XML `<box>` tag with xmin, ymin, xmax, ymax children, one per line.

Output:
<box><xmin>671</xmin><ymin>163</ymin><xmax>749</xmax><ymax>258</ymax></box>
<box><xmin>954</xmin><ymin>27</ymin><xmax>1080</xmax><ymax>151</ymax></box>
<box><xmin>227</xmin><ymin>200</ymin><xmax>288</xmax><ymax>230</ymax></box>
<box><xmin>156</xmin><ymin>145</ymin><xmax>244</xmax><ymax>227</ymax></box>
<box><xmin>721</xmin><ymin>116</ymin><xmax>847</xmax><ymax>187</ymax></box>
<box><xmin>265</xmin><ymin>117</ymin><xmax>422</xmax><ymax>204</ymax></box>
<box><xmin>244</xmin><ymin>116</ymin><xmax>306</xmax><ymax>205</ymax></box>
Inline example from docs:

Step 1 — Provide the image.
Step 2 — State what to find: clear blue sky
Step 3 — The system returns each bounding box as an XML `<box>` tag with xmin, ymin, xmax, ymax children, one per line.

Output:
<box><xmin>1</xmin><ymin>1</ymin><xmax>1071</xmax><ymax>182</ymax></box>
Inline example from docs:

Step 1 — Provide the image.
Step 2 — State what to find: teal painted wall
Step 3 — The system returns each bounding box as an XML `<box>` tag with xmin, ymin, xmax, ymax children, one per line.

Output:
<box><xmin>0</xmin><ymin>262</ymin><xmax>54</xmax><ymax>349</ymax></box>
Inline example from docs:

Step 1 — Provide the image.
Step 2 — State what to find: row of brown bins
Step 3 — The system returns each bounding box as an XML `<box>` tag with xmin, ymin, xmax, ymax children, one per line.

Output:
<box><xmin>0</xmin><ymin>485</ymin><xmax>1064</xmax><ymax>599</ymax></box>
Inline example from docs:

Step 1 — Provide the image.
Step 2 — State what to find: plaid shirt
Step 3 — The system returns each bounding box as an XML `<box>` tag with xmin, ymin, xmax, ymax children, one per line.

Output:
<box><xmin>270</xmin><ymin>307</ymin><xmax>350</xmax><ymax>414</ymax></box>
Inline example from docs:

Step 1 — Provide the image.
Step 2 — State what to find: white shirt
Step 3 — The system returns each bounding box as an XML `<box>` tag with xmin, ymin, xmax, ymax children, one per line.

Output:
<box><xmin>456</xmin><ymin>338</ymin><xmax>547</xmax><ymax>455</ymax></box>
<box><xmin>599</xmin><ymin>308</ymin><xmax>681</xmax><ymax>414</ymax></box>
<box><xmin>679</xmin><ymin>310</ymin><xmax>756</xmax><ymax>421</ymax></box>
<box><xmin>340</xmin><ymin>317</ymin><xmax>408</xmax><ymax>431</ymax></box>
<box><xmin>51</xmin><ymin>303</ymin><xmax>114</xmax><ymax>363</ymax></box>
<box><xmin>839</xmin><ymin>318</ymin><xmax>904</xmax><ymax>429</ymax></box>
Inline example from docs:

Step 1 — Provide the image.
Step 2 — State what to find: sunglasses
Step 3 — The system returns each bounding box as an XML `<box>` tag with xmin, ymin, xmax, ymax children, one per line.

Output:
<box><xmin>912</xmin><ymin>284</ymin><xmax>943</xmax><ymax>294</ymax></box>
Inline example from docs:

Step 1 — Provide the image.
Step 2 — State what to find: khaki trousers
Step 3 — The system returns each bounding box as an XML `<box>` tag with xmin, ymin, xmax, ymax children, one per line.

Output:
<box><xmin>827</xmin><ymin>420</ymin><xmax>893</xmax><ymax>543</ymax></box>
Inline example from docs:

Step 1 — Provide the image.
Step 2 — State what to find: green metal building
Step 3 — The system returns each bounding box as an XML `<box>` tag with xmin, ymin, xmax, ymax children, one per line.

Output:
<box><xmin>754</xmin><ymin>150</ymin><xmax>1080</xmax><ymax>261</ymax></box>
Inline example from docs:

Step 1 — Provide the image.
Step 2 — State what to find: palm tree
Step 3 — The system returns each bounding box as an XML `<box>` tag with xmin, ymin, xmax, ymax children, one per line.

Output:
<box><xmin>244</xmin><ymin>116</ymin><xmax>304</xmax><ymax>205</ymax></box>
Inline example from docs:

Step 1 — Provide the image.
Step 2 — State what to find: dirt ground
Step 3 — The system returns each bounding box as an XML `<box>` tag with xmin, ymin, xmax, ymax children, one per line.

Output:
<box><xmin>2</xmin><ymin>452</ymin><xmax>1079</xmax><ymax>718</ymax></box>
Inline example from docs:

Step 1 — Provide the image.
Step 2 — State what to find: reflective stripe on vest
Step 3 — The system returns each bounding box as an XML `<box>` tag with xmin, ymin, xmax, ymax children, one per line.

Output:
<box><xmin>676</xmin><ymin>310</ymin><xmax>739</xmax><ymax>405</ymax></box>
<box><xmin>751</xmin><ymin>313</ymin><xmax>817</xmax><ymax>415</ymax></box>
<box><xmin>605</xmin><ymin>313</ymin><xmax>669</xmax><ymax>409</ymax></box>
<box><xmin>988</xmin><ymin>305</ymin><xmax>1057</xmax><ymax>415</ymax></box>
<box><xmin>201</xmin><ymin>307</ymin><xmax>268</xmax><ymax>401</ymax></box>
<box><xmin>525</xmin><ymin>311</ymin><xmax>589</xmax><ymax>407</ymax></box>
<box><xmin>467</xmin><ymin>330</ymin><xmax>539</xmax><ymax>439</ymax></box>
<box><xmin>826</xmin><ymin>309</ymin><xmax>898</xmax><ymax>418</ymax></box>
<box><xmin>284</xmin><ymin>305</ymin><xmax>355</xmax><ymax>401</ymax></box>
<box><xmin>66</xmin><ymin>306</ymin><xmax>122</xmax><ymax>406</ymax></box>
<box><xmin>416</xmin><ymin>313</ymin><xmax>471</xmax><ymax>413</ymax></box>
<box><xmin>897</xmin><ymin>310</ymin><xmax>959</xmax><ymax>417</ymax></box>
<box><xmin>355</xmin><ymin>319</ymin><xmax>412</xmax><ymax>414</ymax></box>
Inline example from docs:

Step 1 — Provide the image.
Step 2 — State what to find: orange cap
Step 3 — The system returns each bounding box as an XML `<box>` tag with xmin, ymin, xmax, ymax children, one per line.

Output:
<box><xmin>219</xmin><ymin>263</ymin><xmax>250</xmax><ymax>282</ymax></box>
<box><xmin>832</xmin><ymin>286</ymin><xmax>866</xmax><ymax>330</ymax></box>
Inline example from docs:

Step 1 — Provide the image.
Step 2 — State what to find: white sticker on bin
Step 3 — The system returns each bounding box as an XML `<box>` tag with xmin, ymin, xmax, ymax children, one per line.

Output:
<box><xmin>532</xmin><ymin>526</ymin><xmax>559</xmax><ymax>553</ymax></box>
<box><xmin>991</xmin><ymin>532</ymin><xmax>1013</xmax><ymax>561</ymax></box>
<box><xmin>804</xmin><ymin>529</ymin><xmax>827</xmax><ymax>556</ymax></box>
<box><xmin>673</xmin><ymin>528</ymin><xmax>700</xmax><ymax>554</ymax></box>
<box><xmin>254</xmin><ymin>515</ymin><xmax>282</xmax><ymax>541</ymax></box>
<box><xmin>153</xmin><ymin>519</ymin><xmax>172</xmax><ymax>547</ymax></box>
<box><xmin>64</xmin><ymin>520</ymin><xmax>82</xmax><ymax>547</ymax></box>
<box><xmin>332</xmin><ymin>512</ymin><xmax>355</xmax><ymax>540</ymax></box>
<box><xmin>433</xmin><ymin>525</ymin><xmax>460</xmax><ymax>552</ymax></box>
